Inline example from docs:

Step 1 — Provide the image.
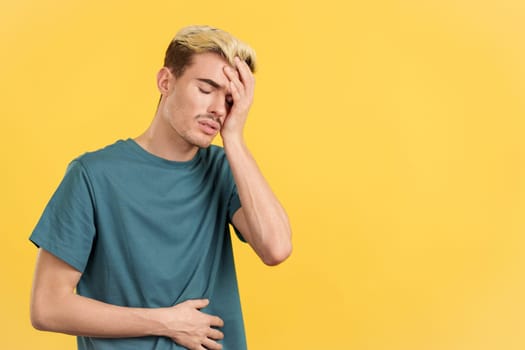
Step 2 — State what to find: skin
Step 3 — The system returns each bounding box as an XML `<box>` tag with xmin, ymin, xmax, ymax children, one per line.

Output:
<box><xmin>31</xmin><ymin>51</ymin><xmax>292</xmax><ymax>350</ymax></box>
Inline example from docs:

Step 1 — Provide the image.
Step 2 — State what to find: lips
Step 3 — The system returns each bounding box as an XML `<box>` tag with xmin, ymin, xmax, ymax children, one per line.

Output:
<box><xmin>198</xmin><ymin>118</ymin><xmax>220</xmax><ymax>135</ymax></box>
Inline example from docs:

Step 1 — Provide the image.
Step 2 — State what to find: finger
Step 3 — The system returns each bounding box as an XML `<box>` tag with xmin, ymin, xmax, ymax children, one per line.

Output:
<box><xmin>224</xmin><ymin>66</ymin><xmax>244</xmax><ymax>95</ymax></box>
<box><xmin>234</xmin><ymin>56</ymin><xmax>254</xmax><ymax>86</ymax></box>
<box><xmin>187</xmin><ymin>298</ymin><xmax>209</xmax><ymax>309</ymax></box>
<box><xmin>233</xmin><ymin>58</ymin><xmax>254</xmax><ymax>99</ymax></box>
<box><xmin>223</xmin><ymin>65</ymin><xmax>240</xmax><ymax>85</ymax></box>
<box><xmin>207</xmin><ymin>328</ymin><xmax>224</xmax><ymax>340</ymax></box>
<box><xmin>202</xmin><ymin>337</ymin><xmax>223</xmax><ymax>350</ymax></box>
<box><xmin>209</xmin><ymin>315</ymin><xmax>224</xmax><ymax>328</ymax></box>
<box><xmin>229</xmin><ymin>80</ymin><xmax>242</xmax><ymax>103</ymax></box>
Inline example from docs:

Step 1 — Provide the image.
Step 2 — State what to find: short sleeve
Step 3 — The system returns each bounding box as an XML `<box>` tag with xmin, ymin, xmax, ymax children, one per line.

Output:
<box><xmin>29</xmin><ymin>160</ymin><xmax>97</xmax><ymax>272</ymax></box>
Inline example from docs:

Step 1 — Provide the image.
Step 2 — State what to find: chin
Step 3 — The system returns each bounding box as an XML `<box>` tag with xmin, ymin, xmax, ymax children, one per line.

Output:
<box><xmin>191</xmin><ymin>136</ymin><xmax>215</xmax><ymax>149</ymax></box>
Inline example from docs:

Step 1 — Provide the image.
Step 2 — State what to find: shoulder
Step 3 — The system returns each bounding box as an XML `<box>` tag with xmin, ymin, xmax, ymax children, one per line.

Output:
<box><xmin>197</xmin><ymin>145</ymin><xmax>236</xmax><ymax>188</ymax></box>
<box><xmin>199</xmin><ymin>145</ymin><xmax>230</xmax><ymax>169</ymax></box>
<box><xmin>75</xmin><ymin>139</ymin><xmax>132</xmax><ymax>166</ymax></box>
<box><xmin>68</xmin><ymin>139</ymin><xmax>133</xmax><ymax>179</ymax></box>
<box><xmin>77</xmin><ymin>139</ymin><xmax>128</xmax><ymax>162</ymax></box>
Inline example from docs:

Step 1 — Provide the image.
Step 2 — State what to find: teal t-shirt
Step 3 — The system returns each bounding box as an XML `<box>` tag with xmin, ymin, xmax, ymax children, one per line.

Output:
<box><xmin>30</xmin><ymin>139</ymin><xmax>247</xmax><ymax>350</ymax></box>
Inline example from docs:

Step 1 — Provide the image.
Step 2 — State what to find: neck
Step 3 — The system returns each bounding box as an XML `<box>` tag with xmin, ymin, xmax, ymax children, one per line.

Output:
<box><xmin>134</xmin><ymin>113</ymin><xmax>199</xmax><ymax>162</ymax></box>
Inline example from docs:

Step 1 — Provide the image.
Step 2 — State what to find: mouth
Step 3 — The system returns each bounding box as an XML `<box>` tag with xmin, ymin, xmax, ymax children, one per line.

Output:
<box><xmin>197</xmin><ymin>118</ymin><xmax>221</xmax><ymax>136</ymax></box>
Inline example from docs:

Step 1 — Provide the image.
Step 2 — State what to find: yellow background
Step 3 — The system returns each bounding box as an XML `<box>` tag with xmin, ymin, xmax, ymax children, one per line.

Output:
<box><xmin>2</xmin><ymin>0</ymin><xmax>525</xmax><ymax>349</ymax></box>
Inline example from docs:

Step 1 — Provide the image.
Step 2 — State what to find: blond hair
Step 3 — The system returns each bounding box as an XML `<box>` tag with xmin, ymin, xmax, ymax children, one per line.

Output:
<box><xmin>164</xmin><ymin>25</ymin><xmax>256</xmax><ymax>77</ymax></box>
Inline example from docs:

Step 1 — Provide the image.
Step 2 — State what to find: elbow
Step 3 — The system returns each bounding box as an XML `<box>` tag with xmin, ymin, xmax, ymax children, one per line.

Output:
<box><xmin>262</xmin><ymin>240</ymin><xmax>293</xmax><ymax>266</ymax></box>
<box><xmin>30</xmin><ymin>294</ymin><xmax>56</xmax><ymax>332</ymax></box>
<box><xmin>31</xmin><ymin>304</ymin><xmax>49</xmax><ymax>331</ymax></box>
<box><xmin>261</xmin><ymin>225</ymin><xmax>293</xmax><ymax>266</ymax></box>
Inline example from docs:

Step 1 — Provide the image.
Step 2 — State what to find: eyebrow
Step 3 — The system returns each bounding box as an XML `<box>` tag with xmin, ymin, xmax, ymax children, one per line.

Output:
<box><xmin>197</xmin><ymin>78</ymin><xmax>226</xmax><ymax>91</ymax></box>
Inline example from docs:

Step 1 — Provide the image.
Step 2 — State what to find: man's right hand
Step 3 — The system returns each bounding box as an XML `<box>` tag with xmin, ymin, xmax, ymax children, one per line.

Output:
<box><xmin>158</xmin><ymin>299</ymin><xmax>224</xmax><ymax>350</ymax></box>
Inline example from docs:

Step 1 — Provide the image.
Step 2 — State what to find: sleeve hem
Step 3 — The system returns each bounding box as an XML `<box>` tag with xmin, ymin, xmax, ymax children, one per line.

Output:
<box><xmin>29</xmin><ymin>237</ymin><xmax>86</xmax><ymax>273</ymax></box>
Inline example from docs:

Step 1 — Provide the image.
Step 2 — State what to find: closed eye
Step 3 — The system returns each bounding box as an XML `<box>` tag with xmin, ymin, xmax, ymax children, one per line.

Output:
<box><xmin>199</xmin><ymin>87</ymin><xmax>212</xmax><ymax>94</ymax></box>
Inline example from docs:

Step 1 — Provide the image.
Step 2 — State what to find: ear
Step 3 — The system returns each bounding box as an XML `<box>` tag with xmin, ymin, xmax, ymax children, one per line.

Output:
<box><xmin>156</xmin><ymin>67</ymin><xmax>172</xmax><ymax>95</ymax></box>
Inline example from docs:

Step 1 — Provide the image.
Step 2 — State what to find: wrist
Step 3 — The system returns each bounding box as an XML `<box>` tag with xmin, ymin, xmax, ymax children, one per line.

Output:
<box><xmin>222</xmin><ymin>133</ymin><xmax>245</xmax><ymax>150</ymax></box>
<box><xmin>140</xmin><ymin>307</ymin><xmax>170</xmax><ymax>338</ymax></box>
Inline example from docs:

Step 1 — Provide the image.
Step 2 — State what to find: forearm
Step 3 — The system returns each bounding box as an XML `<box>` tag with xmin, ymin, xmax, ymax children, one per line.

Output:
<box><xmin>220</xmin><ymin>57</ymin><xmax>291</xmax><ymax>265</ymax></box>
<box><xmin>31</xmin><ymin>247</ymin><xmax>224</xmax><ymax>349</ymax></box>
<box><xmin>224</xmin><ymin>137</ymin><xmax>292</xmax><ymax>265</ymax></box>
<box><xmin>31</xmin><ymin>291</ymin><xmax>166</xmax><ymax>338</ymax></box>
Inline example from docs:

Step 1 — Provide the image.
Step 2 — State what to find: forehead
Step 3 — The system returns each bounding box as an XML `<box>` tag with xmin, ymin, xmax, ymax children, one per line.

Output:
<box><xmin>182</xmin><ymin>52</ymin><xmax>232</xmax><ymax>82</ymax></box>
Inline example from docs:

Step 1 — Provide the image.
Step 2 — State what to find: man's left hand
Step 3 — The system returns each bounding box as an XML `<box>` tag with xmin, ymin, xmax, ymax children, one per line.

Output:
<box><xmin>221</xmin><ymin>56</ymin><xmax>255</xmax><ymax>141</ymax></box>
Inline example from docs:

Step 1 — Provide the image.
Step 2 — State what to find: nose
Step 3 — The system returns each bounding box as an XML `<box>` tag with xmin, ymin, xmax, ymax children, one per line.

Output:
<box><xmin>207</xmin><ymin>95</ymin><xmax>228</xmax><ymax>120</ymax></box>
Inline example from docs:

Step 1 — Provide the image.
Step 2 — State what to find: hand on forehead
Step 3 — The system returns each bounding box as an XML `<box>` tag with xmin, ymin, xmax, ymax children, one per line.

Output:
<box><xmin>224</xmin><ymin>57</ymin><xmax>252</xmax><ymax>83</ymax></box>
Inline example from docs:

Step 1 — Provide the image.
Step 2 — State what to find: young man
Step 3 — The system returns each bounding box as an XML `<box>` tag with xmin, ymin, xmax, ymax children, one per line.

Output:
<box><xmin>29</xmin><ymin>25</ymin><xmax>292</xmax><ymax>350</ymax></box>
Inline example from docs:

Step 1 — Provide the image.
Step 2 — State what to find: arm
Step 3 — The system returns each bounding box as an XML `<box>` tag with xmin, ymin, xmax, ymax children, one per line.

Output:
<box><xmin>30</xmin><ymin>248</ymin><xmax>224</xmax><ymax>350</ymax></box>
<box><xmin>222</xmin><ymin>57</ymin><xmax>292</xmax><ymax>266</ymax></box>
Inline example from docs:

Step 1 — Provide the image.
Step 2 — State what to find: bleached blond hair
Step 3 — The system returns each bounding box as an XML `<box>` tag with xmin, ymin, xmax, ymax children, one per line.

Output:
<box><xmin>164</xmin><ymin>25</ymin><xmax>256</xmax><ymax>77</ymax></box>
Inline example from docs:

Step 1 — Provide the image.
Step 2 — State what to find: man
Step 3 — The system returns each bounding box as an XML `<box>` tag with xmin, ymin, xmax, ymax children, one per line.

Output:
<box><xmin>29</xmin><ymin>25</ymin><xmax>292</xmax><ymax>350</ymax></box>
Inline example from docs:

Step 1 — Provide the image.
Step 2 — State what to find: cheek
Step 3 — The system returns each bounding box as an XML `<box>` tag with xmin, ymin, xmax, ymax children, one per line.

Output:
<box><xmin>165</xmin><ymin>88</ymin><xmax>211</xmax><ymax>122</ymax></box>
<box><xmin>182</xmin><ymin>90</ymin><xmax>210</xmax><ymax>115</ymax></box>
